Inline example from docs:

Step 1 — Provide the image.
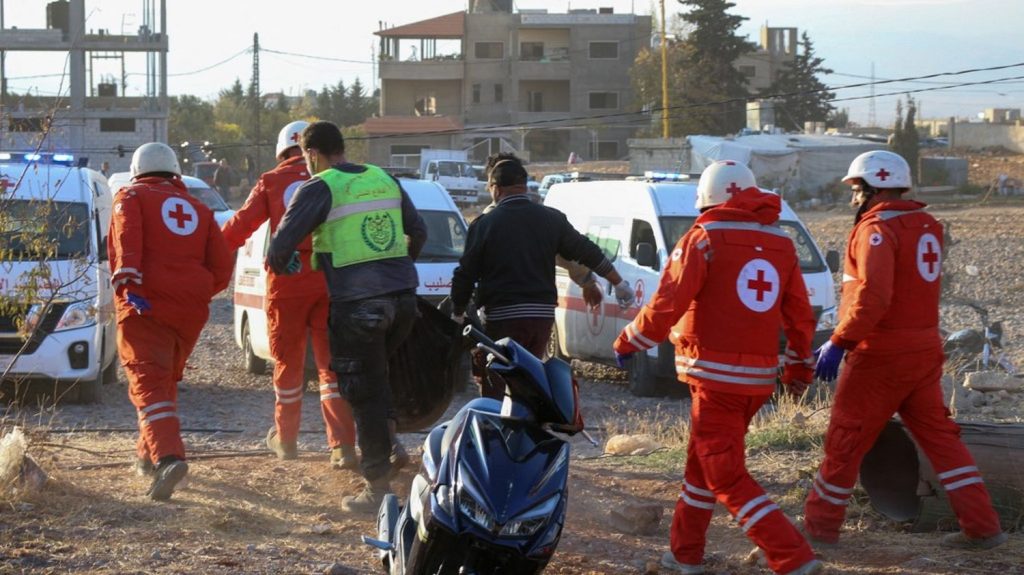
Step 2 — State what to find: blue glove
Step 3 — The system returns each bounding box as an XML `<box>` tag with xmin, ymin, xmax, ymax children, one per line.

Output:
<box><xmin>814</xmin><ymin>341</ymin><xmax>846</xmax><ymax>382</ymax></box>
<box><xmin>126</xmin><ymin>292</ymin><xmax>151</xmax><ymax>315</ymax></box>
<box><xmin>284</xmin><ymin>251</ymin><xmax>302</xmax><ymax>275</ymax></box>
<box><xmin>615</xmin><ymin>351</ymin><xmax>634</xmax><ymax>369</ymax></box>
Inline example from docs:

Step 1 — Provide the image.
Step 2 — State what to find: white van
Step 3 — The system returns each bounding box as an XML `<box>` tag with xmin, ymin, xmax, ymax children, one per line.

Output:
<box><xmin>108</xmin><ymin>172</ymin><xmax>236</xmax><ymax>228</ymax></box>
<box><xmin>0</xmin><ymin>152</ymin><xmax>118</xmax><ymax>403</ymax></box>
<box><xmin>543</xmin><ymin>175</ymin><xmax>839</xmax><ymax>396</ymax></box>
<box><xmin>233</xmin><ymin>178</ymin><xmax>468</xmax><ymax>373</ymax></box>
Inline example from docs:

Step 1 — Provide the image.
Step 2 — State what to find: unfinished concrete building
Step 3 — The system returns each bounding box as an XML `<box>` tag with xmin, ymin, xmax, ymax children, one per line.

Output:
<box><xmin>370</xmin><ymin>1</ymin><xmax>651</xmax><ymax>166</ymax></box>
<box><xmin>0</xmin><ymin>0</ymin><xmax>168</xmax><ymax>172</ymax></box>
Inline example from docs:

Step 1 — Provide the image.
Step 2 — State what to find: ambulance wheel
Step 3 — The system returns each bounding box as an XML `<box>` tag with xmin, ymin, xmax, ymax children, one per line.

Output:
<box><xmin>546</xmin><ymin>324</ymin><xmax>567</xmax><ymax>361</ymax></box>
<box><xmin>243</xmin><ymin>318</ymin><xmax>267</xmax><ymax>375</ymax></box>
<box><xmin>628</xmin><ymin>353</ymin><xmax>661</xmax><ymax>397</ymax></box>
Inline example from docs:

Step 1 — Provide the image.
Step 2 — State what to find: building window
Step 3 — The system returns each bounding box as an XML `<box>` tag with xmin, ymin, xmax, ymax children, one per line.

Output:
<box><xmin>8</xmin><ymin>117</ymin><xmax>45</xmax><ymax>132</ymax></box>
<box><xmin>528</xmin><ymin>91</ymin><xmax>544</xmax><ymax>112</ymax></box>
<box><xmin>588</xmin><ymin>92</ymin><xmax>619</xmax><ymax>110</ymax></box>
<box><xmin>494</xmin><ymin>83</ymin><xmax>503</xmax><ymax>103</ymax></box>
<box><xmin>589</xmin><ymin>140</ymin><xmax>620</xmax><ymax>161</ymax></box>
<box><xmin>474</xmin><ymin>42</ymin><xmax>504</xmax><ymax>59</ymax></box>
<box><xmin>472</xmin><ymin>84</ymin><xmax>481</xmax><ymax>104</ymax></box>
<box><xmin>100</xmin><ymin>118</ymin><xmax>136</xmax><ymax>132</ymax></box>
<box><xmin>414</xmin><ymin>94</ymin><xmax>436</xmax><ymax>115</ymax></box>
<box><xmin>740</xmin><ymin>65</ymin><xmax>757</xmax><ymax>78</ymax></box>
<box><xmin>520</xmin><ymin>42</ymin><xmax>544</xmax><ymax>61</ymax></box>
<box><xmin>589</xmin><ymin>41</ymin><xmax>619</xmax><ymax>59</ymax></box>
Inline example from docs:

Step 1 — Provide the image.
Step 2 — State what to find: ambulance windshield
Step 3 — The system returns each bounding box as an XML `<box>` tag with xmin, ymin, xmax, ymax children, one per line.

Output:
<box><xmin>1</xmin><ymin>200</ymin><xmax>90</xmax><ymax>260</ymax></box>
<box><xmin>418</xmin><ymin>210</ymin><xmax>466</xmax><ymax>262</ymax></box>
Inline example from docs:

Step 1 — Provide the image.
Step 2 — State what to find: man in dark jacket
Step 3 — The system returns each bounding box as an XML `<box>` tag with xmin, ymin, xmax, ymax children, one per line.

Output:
<box><xmin>450</xmin><ymin>153</ymin><xmax>634</xmax><ymax>399</ymax></box>
<box><xmin>267</xmin><ymin>121</ymin><xmax>427</xmax><ymax>514</ymax></box>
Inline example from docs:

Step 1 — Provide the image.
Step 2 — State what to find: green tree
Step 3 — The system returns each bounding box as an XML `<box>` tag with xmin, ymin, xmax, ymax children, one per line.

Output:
<box><xmin>675</xmin><ymin>0</ymin><xmax>756</xmax><ymax>135</ymax></box>
<box><xmin>889</xmin><ymin>97</ymin><xmax>920</xmax><ymax>184</ymax></box>
<box><xmin>765</xmin><ymin>31</ymin><xmax>834</xmax><ymax>131</ymax></box>
<box><xmin>827</xmin><ymin>107</ymin><xmax>850</xmax><ymax>129</ymax></box>
<box><xmin>168</xmin><ymin>95</ymin><xmax>216</xmax><ymax>148</ymax></box>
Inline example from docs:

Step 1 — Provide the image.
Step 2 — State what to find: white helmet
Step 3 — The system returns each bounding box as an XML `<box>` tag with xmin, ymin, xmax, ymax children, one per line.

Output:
<box><xmin>695</xmin><ymin>160</ymin><xmax>757</xmax><ymax>210</ymax></box>
<box><xmin>843</xmin><ymin>150</ymin><xmax>911</xmax><ymax>189</ymax></box>
<box><xmin>130</xmin><ymin>142</ymin><xmax>181</xmax><ymax>178</ymax></box>
<box><xmin>276</xmin><ymin>120</ymin><xmax>309</xmax><ymax>159</ymax></box>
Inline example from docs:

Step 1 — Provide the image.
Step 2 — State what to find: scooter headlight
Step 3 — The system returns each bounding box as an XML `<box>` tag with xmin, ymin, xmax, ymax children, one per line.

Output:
<box><xmin>457</xmin><ymin>489</ymin><xmax>496</xmax><ymax>532</ymax></box>
<box><xmin>499</xmin><ymin>494</ymin><xmax>560</xmax><ymax>537</ymax></box>
<box><xmin>816</xmin><ymin>306</ymin><xmax>838</xmax><ymax>332</ymax></box>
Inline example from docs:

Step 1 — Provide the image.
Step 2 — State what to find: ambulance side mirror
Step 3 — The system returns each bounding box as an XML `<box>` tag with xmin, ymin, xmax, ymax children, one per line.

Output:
<box><xmin>635</xmin><ymin>242</ymin><xmax>657</xmax><ymax>269</ymax></box>
<box><xmin>826</xmin><ymin>250</ymin><xmax>840</xmax><ymax>274</ymax></box>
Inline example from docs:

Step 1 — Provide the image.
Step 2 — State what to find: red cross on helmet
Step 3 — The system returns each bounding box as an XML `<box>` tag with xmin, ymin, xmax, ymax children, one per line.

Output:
<box><xmin>843</xmin><ymin>150</ymin><xmax>911</xmax><ymax>189</ymax></box>
<box><xmin>695</xmin><ymin>160</ymin><xmax>757</xmax><ymax>209</ymax></box>
<box><xmin>276</xmin><ymin>120</ymin><xmax>310</xmax><ymax>159</ymax></box>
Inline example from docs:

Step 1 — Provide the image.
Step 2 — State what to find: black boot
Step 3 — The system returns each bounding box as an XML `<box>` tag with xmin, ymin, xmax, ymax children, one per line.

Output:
<box><xmin>146</xmin><ymin>457</ymin><xmax>188</xmax><ymax>501</ymax></box>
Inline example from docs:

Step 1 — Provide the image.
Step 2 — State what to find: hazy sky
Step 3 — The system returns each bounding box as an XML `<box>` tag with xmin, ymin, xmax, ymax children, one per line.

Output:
<box><xmin>2</xmin><ymin>0</ymin><xmax>1021</xmax><ymax>126</ymax></box>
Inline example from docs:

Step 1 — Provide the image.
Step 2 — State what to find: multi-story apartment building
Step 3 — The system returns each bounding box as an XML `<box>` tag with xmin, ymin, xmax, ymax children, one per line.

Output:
<box><xmin>369</xmin><ymin>0</ymin><xmax>651</xmax><ymax>166</ymax></box>
<box><xmin>0</xmin><ymin>0</ymin><xmax>168</xmax><ymax>173</ymax></box>
<box><xmin>735</xmin><ymin>26</ymin><xmax>798</xmax><ymax>92</ymax></box>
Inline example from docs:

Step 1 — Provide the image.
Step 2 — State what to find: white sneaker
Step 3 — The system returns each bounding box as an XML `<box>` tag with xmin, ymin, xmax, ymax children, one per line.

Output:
<box><xmin>660</xmin><ymin>551</ymin><xmax>705</xmax><ymax>574</ymax></box>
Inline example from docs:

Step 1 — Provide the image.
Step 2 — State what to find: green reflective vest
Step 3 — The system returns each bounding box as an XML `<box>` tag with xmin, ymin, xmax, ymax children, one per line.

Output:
<box><xmin>311</xmin><ymin>165</ymin><xmax>408</xmax><ymax>270</ymax></box>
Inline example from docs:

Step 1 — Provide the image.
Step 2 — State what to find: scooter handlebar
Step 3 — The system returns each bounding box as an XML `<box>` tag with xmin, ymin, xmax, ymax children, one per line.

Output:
<box><xmin>462</xmin><ymin>324</ymin><xmax>512</xmax><ymax>366</ymax></box>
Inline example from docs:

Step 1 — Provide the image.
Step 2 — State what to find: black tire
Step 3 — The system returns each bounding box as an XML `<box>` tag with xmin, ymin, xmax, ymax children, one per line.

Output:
<box><xmin>628</xmin><ymin>352</ymin><xmax>662</xmax><ymax>397</ymax></box>
<box><xmin>72</xmin><ymin>358</ymin><xmax>105</xmax><ymax>404</ymax></box>
<box><xmin>243</xmin><ymin>317</ymin><xmax>267</xmax><ymax>375</ymax></box>
<box><xmin>546</xmin><ymin>323</ymin><xmax>567</xmax><ymax>361</ymax></box>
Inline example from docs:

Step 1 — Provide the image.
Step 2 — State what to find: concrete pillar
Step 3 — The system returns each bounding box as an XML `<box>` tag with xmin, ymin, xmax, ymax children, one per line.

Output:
<box><xmin>948</xmin><ymin>117</ymin><xmax>956</xmax><ymax>149</ymax></box>
<box><xmin>68</xmin><ymin>0</ymin><xmax>86</xmax><ymax>153</ymax></box>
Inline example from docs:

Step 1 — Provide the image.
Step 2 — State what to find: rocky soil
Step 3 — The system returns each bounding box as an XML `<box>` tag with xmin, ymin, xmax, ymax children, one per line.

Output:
<box><xmin>0</xmin><ymin>202</ymin><xmax>1022</xmax><ymax>574</ymax></box>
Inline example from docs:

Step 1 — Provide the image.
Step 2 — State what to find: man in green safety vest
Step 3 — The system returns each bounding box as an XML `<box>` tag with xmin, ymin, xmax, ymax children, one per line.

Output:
<box><xmin>267</xmin><ymin>121</ymin><xmax>427</xmax><ymax>514</ymax></box>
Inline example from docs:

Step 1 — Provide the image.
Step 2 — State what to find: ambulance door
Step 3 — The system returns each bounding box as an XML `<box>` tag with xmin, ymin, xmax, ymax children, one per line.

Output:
<box><xmin>233</xmin><ymin>220</ymin><xmax>271</xmax><ymax>360</ymax></box>
<box><xmin>565</xmin><ymin>215</ymin><xmax>626</xmax><ymax>361</ymax></box>
<box><xmin>614</xmin><ymin>217</ymin><xmax>664</xmax><ymax>347</ymax></box>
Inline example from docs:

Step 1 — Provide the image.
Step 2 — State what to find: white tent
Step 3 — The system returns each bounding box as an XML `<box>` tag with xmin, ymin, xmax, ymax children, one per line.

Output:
<box><xmin>687</xmin><ymin>134</ymin><xmax>884</xmax><ymax>199</ymax></box>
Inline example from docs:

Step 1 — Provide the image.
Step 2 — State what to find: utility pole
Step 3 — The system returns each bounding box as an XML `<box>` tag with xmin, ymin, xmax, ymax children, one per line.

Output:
<box><xmin>252</xmin><ymin>32</ymin><xmax>261</xmax><ymax>173</ymax></box>
<box><xmin>660</xmin><ymin>0</ymin><xmax>670</xmax><ymax>138</ymax></box>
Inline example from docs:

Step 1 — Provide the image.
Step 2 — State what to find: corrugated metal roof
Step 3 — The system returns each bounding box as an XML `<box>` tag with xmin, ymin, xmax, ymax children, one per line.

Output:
<box><xmin>375</xmin><ymin>12</ymin><xmax>464</xmax><ymax>39</ymax></box>
<box><xmin>362</xmin><ymin>115</ymin><xmax>463</xmax><ymax>135</ymax></box>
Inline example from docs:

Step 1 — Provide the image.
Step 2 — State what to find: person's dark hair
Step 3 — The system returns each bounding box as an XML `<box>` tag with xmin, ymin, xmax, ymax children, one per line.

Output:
<box><xmin>486</xmin><ymin>152</ymin><xmax>527</xmax><ymax>187</ymax></box>
<box><xmin>302</xmin><ymin>121</ymin><xmax>345</xmax><ymax>156</ymax></box>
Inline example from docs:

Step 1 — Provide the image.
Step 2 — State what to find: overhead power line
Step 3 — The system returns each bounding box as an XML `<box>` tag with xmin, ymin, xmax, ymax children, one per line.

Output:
<box><xmin>126</xmin><ymin>47</ymin><xmax>251</xmax><ymax>78</ymax></box>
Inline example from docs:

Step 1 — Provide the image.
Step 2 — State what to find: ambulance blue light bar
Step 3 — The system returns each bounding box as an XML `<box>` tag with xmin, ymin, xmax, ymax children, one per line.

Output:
<box><xmin>643</xmin><ymin>171</ymin><xmax>691</xmax><ymax>182</ymax></box>
<box><xmin>0</xmin><ymin>151</ymin><xmax>76</xmax><ymax>165</ymax></box>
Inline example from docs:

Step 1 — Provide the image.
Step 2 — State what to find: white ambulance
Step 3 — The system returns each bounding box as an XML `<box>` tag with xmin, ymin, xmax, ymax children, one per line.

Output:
<box><xmin>0</xmin><ymin>152</ymin><xmax>119</xmax><ymax>403</ymax></box>
<box><xmin>233</xmin><ymin>178</ymin><xmax>468</xmax><ymax>374</ymax></box>
<box><xmin>543</xmin><ymin>174</ymin><xmax>840</xmax><ymax>396</ymax></box>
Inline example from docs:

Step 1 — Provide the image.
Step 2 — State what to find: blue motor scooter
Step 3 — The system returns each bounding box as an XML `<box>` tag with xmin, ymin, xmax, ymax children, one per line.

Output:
<box><xmin>363</xmin><ymin>324</ymin><xmax>591</xmax><ymax>574</ymax></box>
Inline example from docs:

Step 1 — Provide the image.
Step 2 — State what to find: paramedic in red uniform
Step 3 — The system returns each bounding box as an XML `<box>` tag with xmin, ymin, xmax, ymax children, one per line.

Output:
<box><xmin>805</xmin><ymin>150</ymin><xmax>1006</xmax><ymax>550</ymax></box>
<box><xmin>108</xmin><ymin>142</ymin><xmax>233</xmax><ymax>501</ymax></box>
<box><xmin>221</xmin><ymin>121</ymin><xmax>360</xmax><ymax>470</ymax></box>
<box><xmin>613</xmin><ymin>161</ymin><xmax>822</xmax><ymax>575</ymax></box>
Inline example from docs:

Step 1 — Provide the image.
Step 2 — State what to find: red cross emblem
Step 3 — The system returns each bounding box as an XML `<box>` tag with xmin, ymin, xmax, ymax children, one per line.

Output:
<box><xmin>916</xmin><ymin>233</ymin><xmax>941</xmax><ymax>282</ymax></box>
<box><xmin>290</xmin><ymin>131</ymin><xmax>301</xmax><ymax>143</ymax></box>
<box><xmin>737</xmin><ymin>259</ymin><xmax>779</xmax><ymax>312</ymax></box>
<box><xmin>168</xmin><ymin>203</ymin><xmax>193</xmax><ymax>228</ymax></box>
<box><xmin>875</xmin><ymin>168</ymin><xmax>890</xmax><ymax>181</ymax></box>
<box><xmin>922</xmin><ymin>243</ymin><xmax>939</xmax><ymax>274</ymax></box>
<box><xmin>726</xmin><ymin>182</ymin><xmax>742</xmax><ymax>196</ymax></box>
<box><xmin>747</xmin><ymin>269</ymin><xmax>773</xmax><ymax>302</ymax></box>
<box><xmin>161</xmin><ymin>197</ymin><xmax>198</xmax><ymax>236</ymax></box>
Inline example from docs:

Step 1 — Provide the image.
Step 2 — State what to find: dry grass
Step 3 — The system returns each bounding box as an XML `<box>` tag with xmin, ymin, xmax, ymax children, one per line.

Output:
<box><xmin>747</xmin><ymin>386</ymin><xmax>833</xmax><ymax>453</ymax></box>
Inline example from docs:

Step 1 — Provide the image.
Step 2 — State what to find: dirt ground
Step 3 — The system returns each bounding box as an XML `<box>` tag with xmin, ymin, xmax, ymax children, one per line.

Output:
<box><xmin>2</xmin><ymin>201</ymin><xmax>1024</xmax><ymax>574</ymax></box>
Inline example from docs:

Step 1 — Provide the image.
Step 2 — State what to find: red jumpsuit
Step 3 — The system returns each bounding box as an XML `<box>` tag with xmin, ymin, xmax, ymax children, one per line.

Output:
<box><xmin>804</xmin><ymin>200</ymin><xmax>1001</xmax><ymax>543</ymax></box>
<box><xmin>614</xmin><ymin>189</ymin><xmax>817</xmax><ymax>574</ymax></box>
<box><xmin>221</xmin><ymin>156</ymin><xmax>355</xmax><ymax>449</ymax></box>
<box><xmin>108</xmin><ymin>176</ymin><xmax>233</xmax><ymax>465</ymax></box>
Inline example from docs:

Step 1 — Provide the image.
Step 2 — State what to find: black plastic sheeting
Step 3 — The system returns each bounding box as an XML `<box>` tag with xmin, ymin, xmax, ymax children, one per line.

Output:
<box><xmin>388</xmin><ymin>297</ymin><xmax>465</xmax><ymax>432</ymax></box>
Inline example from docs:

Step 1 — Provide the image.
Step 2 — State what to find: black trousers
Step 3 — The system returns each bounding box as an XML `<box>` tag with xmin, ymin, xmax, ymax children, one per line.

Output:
<box><xmin>329</xmin><ymin>292</ymin><xmax>417</xmax><ymax>481</ymax></box>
